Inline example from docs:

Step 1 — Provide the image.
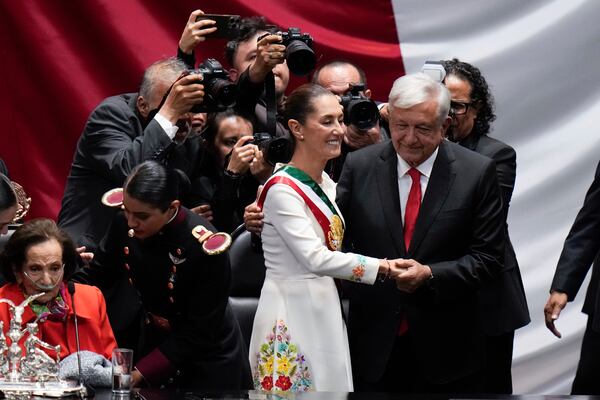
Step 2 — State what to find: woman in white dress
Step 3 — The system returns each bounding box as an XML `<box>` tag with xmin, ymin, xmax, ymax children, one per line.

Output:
<box><xmin>249</xmin><ymin>84</ymin><xmax>397</xmax><ymax>393</ymax></box>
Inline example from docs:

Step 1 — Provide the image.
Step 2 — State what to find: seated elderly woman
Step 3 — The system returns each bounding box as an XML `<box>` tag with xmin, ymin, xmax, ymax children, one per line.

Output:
<box><xmin>0</xmin><ymin>218</ymin><xmax>117</xmax><ymax>384</ymax></box>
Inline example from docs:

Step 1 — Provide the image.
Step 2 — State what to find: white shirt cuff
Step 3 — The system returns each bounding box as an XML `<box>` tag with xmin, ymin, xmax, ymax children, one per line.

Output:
<box><xmin>154</xmin><ymin>113</ymin><xmax>179</xmax><ymax>140</ymax></box>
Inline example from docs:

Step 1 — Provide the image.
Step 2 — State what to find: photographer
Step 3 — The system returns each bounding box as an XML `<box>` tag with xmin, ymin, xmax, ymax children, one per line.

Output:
<box><xmin>312</xmin><ymin>60</ymin><xmax>386</xmax><ymax>181</ymax></box>
<box><xmin>224</xmin><ymin>17</ymin><xmax>291</xmax><ymax>137</ymax></box>
<box><xmin>58</xmin><ymin>57</ymin><xmax>208</xmax><ymax>252</ymax></box>
<box><xmin>192</xmin><ymin>110</ymin><xmax>271</xmax><ymax>232</ymax></box>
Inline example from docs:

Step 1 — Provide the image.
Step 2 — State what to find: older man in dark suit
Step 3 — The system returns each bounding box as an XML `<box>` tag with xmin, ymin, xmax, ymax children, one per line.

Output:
<box><xmin>545</xmin><ymin>160</ymin><xmax>600</xmax><ymax>395</ymax></box>
<box><xmin>338</xmin><ymin>73</ymin><xmax>505</xmax><ymax>394</ymax></box>
<box><xmin>58</xmin><ymin>57</ymin><xmax>206</xmax><ymax>252</ymax></box>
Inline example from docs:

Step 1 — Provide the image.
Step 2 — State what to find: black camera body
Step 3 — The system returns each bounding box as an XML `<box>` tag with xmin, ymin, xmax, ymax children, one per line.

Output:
<box><xmin>190</xmin><ymin>58</ymin><xmax>237</xmax><ymax>113</ymax></box>
<box><xmin>340</xmin><ymin>84</ymin><xmax>380</xmax><ymax>131</ymax></box>
<box><xmin>280</xmin><ymin>28</ymin><xmax>316</xmax><ymax>76</ymax></box>
<box><xmin>250</xmin><ymin>132</ymin><xmax>293</xmax><ymax>166</ymax></box>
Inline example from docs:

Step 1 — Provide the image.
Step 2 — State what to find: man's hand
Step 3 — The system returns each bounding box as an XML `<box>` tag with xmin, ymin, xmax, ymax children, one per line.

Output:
<box><xmin>344</xmin><ymin>122</ymin><xmax>381</xmax><ymax>150</ymax></box>
<box><xmin>248</xmin><ymin>34</ymin><xmax>286</xmax><ymax>84</ymax></box>
<box><xmin>544</xmin><ymin>291</ymin><xmax>568</xmax><ymax>338</ymax></box>
<box><xmin>190</xmin><ymin>204</ymin><xmax>213</xmax><ymax>221</ymax></box>
<box><xmin>179</xmin><ymin>10</ymin><xmax>217</xmax><ymax>54</ymax></box>
<box><xmin>389</xmin><ymin>258</ymin><xmax>432</xmax><ymax>293</ymax></box>
<box><xmin>159</xmin><ymin>74</ymin><xmax>204</xmax><ymax>124</ymax></box>
<box><xmin>227</xmin><ymin>136</ymin><xmax>257</xmax><ymax>175</ymax></box>
<box><xmin>244</xmin><ymin>202</ymin><xmax>264</xmax><ymax>235</ymax></box>
<box><xmin>379</xmin><ymin>103</ymin><xmax>389</xmax><ymax>122</ymax></box>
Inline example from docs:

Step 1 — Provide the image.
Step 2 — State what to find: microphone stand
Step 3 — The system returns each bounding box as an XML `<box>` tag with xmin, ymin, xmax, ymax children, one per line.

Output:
<box><xmin>68</xmin><ymin>281</ymin><xmax>95</xmax><ymax>398</ymax></box>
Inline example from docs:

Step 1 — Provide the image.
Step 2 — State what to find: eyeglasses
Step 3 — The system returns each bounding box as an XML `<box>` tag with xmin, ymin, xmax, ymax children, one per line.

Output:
<box><xmin>450</xmin><ymin>100</ymin><xmax>473</xmax><ymax>116</ymax></box>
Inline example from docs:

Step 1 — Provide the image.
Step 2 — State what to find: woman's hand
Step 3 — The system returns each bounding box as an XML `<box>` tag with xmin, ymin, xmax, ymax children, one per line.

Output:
<box><xmin>249</xmin><ymin>149</ymin><xmax>274</xmax><ymax>183</ymax></box>
<box><xmin>131</xmin><ymin>368</ymin><xmax>145</xmax><ymax>388</ymax></box>
<box><xmin>227</xmin><ymin>136</ymin><xmax>256</xmax><ymax>175</ymax></box>
<box><xmin>243</xmin><ymin>202</ymin><xmax>264</xmax><ymax>235</ymax></box>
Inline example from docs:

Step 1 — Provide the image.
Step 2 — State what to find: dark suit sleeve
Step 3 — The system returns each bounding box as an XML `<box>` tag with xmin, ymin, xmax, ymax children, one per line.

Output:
<box><xmin>81</xmin><ymin>99</ymin><xmax>173</xmax><ymax>184</ymax></box>
<box><xmin>428</xmin><ymin>159</ymin><xmax>506</xmax><ymax>298</ymax></box>
<box><xmin>337</xmin><ymin>151</ymin><xmax>355</xmax><ymax>249</ymax></box>
<box><xmin>70</xmin><ymin>214</ymin><xmax>124</xmax><ymax>288</ymax></box>
<box><xmin>551</xmin><ymin>162</ymin><xmax>600</xmax><ymax>300</ymax></box>
<box><xmin>490</xmin><ymin>145</ymin><xmax>516</xmax><ymax>219</ymax></box>
<box><xmin>233</xmin><ymin>67</ymin><xmax>266</xmax><ymax>123</ymax></box>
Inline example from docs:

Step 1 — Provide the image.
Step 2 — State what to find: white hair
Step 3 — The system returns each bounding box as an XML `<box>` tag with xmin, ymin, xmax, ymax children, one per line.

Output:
<box><xmin>388</xmin><ymin>72</ymin><xmax>451</xmax><ymax>125</ymax></box>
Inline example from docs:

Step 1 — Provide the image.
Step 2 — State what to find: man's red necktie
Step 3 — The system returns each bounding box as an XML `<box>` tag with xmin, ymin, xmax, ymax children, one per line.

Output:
<box><xmin>404</xmin><ymin>168</ymin><xmax>422</xmax><ymax>250</ymax></box>
<box><xmin>399</xmin><ymin>167</ymin><xmax>421</xmax><ymax>335</ymax></box>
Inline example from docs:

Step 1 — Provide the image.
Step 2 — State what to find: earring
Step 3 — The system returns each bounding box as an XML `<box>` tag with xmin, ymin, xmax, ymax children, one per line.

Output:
<box><xmin>298</xmin><ymin>135</ymin><xmax>305</xmax><ymax>141</ymax></box>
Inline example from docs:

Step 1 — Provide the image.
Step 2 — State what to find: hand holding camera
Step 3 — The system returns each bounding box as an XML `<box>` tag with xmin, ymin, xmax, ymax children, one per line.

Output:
<box><xmin>227</xmin><ymin>135</ymin><xmax>257</xmax><ymax>175</ymax></box>
<box><xmin>249</xmin><ymin>34</ymin><xmax>287</xmax><ymax>83</ymax></box>
<box><xmin>159</xmin><ymin>73</ymin><xmax>205</xmax><ymax>124</ymax></box>
<box><xmin>179</xmin><ymin>10</ymin><xmax>218</xmax><ymax>54</ymax></box>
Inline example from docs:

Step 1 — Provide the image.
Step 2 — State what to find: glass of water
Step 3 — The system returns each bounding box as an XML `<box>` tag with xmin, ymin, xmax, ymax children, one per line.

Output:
<box><xmin>112</xmin><ymin>348</ymin><xmax>133</xmax><ymax>394</ymax></box>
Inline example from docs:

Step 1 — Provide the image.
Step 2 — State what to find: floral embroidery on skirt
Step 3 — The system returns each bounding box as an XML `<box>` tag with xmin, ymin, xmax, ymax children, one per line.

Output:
<box><xmin>253</xmin><ymin>319</ymin><xmax>313</xmax><ymax>392</ymax></box>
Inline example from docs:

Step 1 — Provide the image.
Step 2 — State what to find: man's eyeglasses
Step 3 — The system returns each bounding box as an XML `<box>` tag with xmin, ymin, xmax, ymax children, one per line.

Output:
<box><xmin>450</xmin><ymin>100</ymin><xmax>473</xmax><ymax>116</ymax></box>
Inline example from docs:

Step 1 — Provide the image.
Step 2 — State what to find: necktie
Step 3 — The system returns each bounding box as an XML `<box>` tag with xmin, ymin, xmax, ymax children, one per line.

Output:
<box><xmin>404</xmin><ymin>168</ymin><xmax>422</xmax><ymax>251</ymax></box>
<box><xmin>398</xmin><ymin>168</ymin><xmax>421</xmax><ymax>336</ymax></box>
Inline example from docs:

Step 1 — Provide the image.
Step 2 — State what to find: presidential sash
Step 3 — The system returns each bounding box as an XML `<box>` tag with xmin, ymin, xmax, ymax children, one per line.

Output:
<box><xmin>257</xmin><ymin>166</ymin><xmax>344</xmax><ymax>251</ymax></box>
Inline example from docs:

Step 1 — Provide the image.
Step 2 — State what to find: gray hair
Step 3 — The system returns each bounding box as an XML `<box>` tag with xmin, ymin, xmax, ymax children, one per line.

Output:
<box><xmin>138</xmin><ymin>57</ymin><xmax>188</xmax><ymax>101</ymax></box>
<box><xmin>388</xmin><ymin>72</ymin><xmax>451</xmax><ymax>125</ymax></box>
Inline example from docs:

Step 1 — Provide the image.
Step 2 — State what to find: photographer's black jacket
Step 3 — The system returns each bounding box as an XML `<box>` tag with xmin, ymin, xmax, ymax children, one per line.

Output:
<box><xmin>234</xmin><ymin>68</ymin><xmax>288</xmax><ymax>137</ymax></box>
<box><xmin>58</xmin><ymin>93</ymin><xmax>207</xmax><ymax>251</ymax></box>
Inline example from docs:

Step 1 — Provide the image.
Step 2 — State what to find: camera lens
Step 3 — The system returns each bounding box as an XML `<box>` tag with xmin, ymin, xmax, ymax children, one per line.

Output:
<box><xmin>207</xmin><ymin>78</ymin><xmax>237</xmax><ymax>108</ymax></box>
<box><xmin>285</xmin><ymin>40</ymin><xmax>316</xmax><ymax>76</ymax></box>
<box><xmin>347</xmin><ymin>99</ymin><xmax>380</xmax><ymax>131</ymax></box>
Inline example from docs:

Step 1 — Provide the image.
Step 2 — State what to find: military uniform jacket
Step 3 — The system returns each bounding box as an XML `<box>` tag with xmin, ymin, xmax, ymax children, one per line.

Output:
<box><xmin>74</xmin><ymin>207</ymin><xmax>251</xmax><ymax>390</ymax></box>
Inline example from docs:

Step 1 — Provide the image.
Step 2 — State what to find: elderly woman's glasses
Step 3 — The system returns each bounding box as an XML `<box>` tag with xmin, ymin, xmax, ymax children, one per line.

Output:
<box><xmin>450</xmin><ymin>100</ymin><xmax>473</xmax><ymax>116</ymax></box>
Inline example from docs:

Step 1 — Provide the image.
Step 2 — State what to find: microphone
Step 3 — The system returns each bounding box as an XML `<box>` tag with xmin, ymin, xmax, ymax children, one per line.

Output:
<box><xmin>68</xmin><ymin>281</ymin><xmax>95</xmax><ymax>398</ymax></box>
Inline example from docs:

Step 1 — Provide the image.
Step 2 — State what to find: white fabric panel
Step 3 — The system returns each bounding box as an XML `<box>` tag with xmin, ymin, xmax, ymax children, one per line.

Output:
<box><xmin>391</xmin><ymin>0</ymin><xmax>600</xmax><ymax>394</ymax></box>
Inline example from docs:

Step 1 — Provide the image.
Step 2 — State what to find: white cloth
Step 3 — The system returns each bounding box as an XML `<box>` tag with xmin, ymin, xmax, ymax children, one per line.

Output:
<box><xmin>249</xmin><ymin>168</ymin><xmax>379</xmax><ymax>392</ymax></box>
<box><xmin>58</xmin><ymin>351</ymin><xmax>112</xmax><ymax>387</ymax></box>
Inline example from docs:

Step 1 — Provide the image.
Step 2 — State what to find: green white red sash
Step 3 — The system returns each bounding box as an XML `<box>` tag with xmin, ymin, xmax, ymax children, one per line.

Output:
<box><xmin>257</xmin><ymin>165</ymin><xmax>344</xmax><ymax>251</ymax></box>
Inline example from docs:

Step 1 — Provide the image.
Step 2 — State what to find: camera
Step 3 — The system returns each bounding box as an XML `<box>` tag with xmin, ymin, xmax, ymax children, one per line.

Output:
<box><xmin>250</xmin><ymin>132</ymin><xmax>293</xmax><ymax>166</ymax></box>
<box><xmin>195</xmin><ymin>14</ymin><xmax>241</xmax><ymax>39</ymax></box>
<box><xmin>340</xmin><ymin>84</ymin><xmax>380</xmax><ymax>131</ymax></box>
<box><xmin>421</xmin><ymin>60</ymin><xmax>446</xmax><ymax>82</ymax></box>
<box><xmin>280</xmin><ymin>28</ymin><xmax>316</xmax><ymax>76</ymax></box>
<box><xmin>190</xmin><ymin>58</ymin><xmax>237</xmax><ymax>113</ymax></box>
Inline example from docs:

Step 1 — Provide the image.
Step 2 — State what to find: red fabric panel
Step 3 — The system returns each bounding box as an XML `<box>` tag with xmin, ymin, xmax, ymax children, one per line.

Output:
<box><xmin>0</xmin><ymin>0</ymin><xmax>404</xmax><ymax>219</ymax></box>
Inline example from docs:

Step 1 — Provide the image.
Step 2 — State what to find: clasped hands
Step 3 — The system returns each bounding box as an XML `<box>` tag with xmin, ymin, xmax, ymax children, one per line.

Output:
<box><xmin>383</xmin><ymin>259</ymin><xmax>433</xmax><ymax>293</ymax></box>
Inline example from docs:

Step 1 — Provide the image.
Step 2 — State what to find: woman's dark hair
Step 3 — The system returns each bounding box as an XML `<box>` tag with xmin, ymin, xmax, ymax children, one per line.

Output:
<box><xmin>284</xmin><ymin>83</ymin><xmax>335</xmax><ymax>125</ymax></box>
<box><xmin>203</xmin><ymin>109</ymin><xmax>253</xmax><ymax>157</ymax></box>
<box><xmin>0</xmin><ymin>218</ymin><xmax>78</xmax><ymax>283</ymax></box>
<box><xmin>0</xmin><ymin>173</ymin><xmax>17</xmax><ymax>212</ymax></box>
<box><xmin>124</xmin><ymin>161</ymin><xmax>190</xmax><ymax>211</ymax></box>
<box><xmin>442</xmin><ymin>58</ymin><xmax>496</xmax><ymax>137</ymax></box>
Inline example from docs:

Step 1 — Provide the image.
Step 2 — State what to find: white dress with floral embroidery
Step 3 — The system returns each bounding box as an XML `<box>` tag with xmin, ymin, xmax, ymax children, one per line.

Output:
<box><xmin>249</xmin><ymin>169</ymin><xmax>379</xmax><ymax>392</ymax></box>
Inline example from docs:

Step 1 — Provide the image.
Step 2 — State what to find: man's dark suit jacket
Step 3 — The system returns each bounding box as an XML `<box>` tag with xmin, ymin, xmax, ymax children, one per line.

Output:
<box><xmin>337</xmin><ymin>140</ymin><xmax>505</xmax><ymax>385</ymax></box>
<box><xmin>551</xmin><ymin>161</ymin><xmax>600</xmax><ymax>331</ymax></box>
<box><xmin>460</xmin><ymin>134</ymin><xmax>530</xmax><ymax>335</ymax></box>
<box><xmin>58</xmin><ymin>93</ymin><xmax>206</xmax><ymax>250</ymax></box>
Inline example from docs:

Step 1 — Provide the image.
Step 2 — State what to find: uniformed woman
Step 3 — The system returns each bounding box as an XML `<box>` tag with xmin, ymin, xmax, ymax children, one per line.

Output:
<box><xmin>74</xmin><ymin>160</ymin><xmax>251</xmax><ymax>390</ymax></box>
